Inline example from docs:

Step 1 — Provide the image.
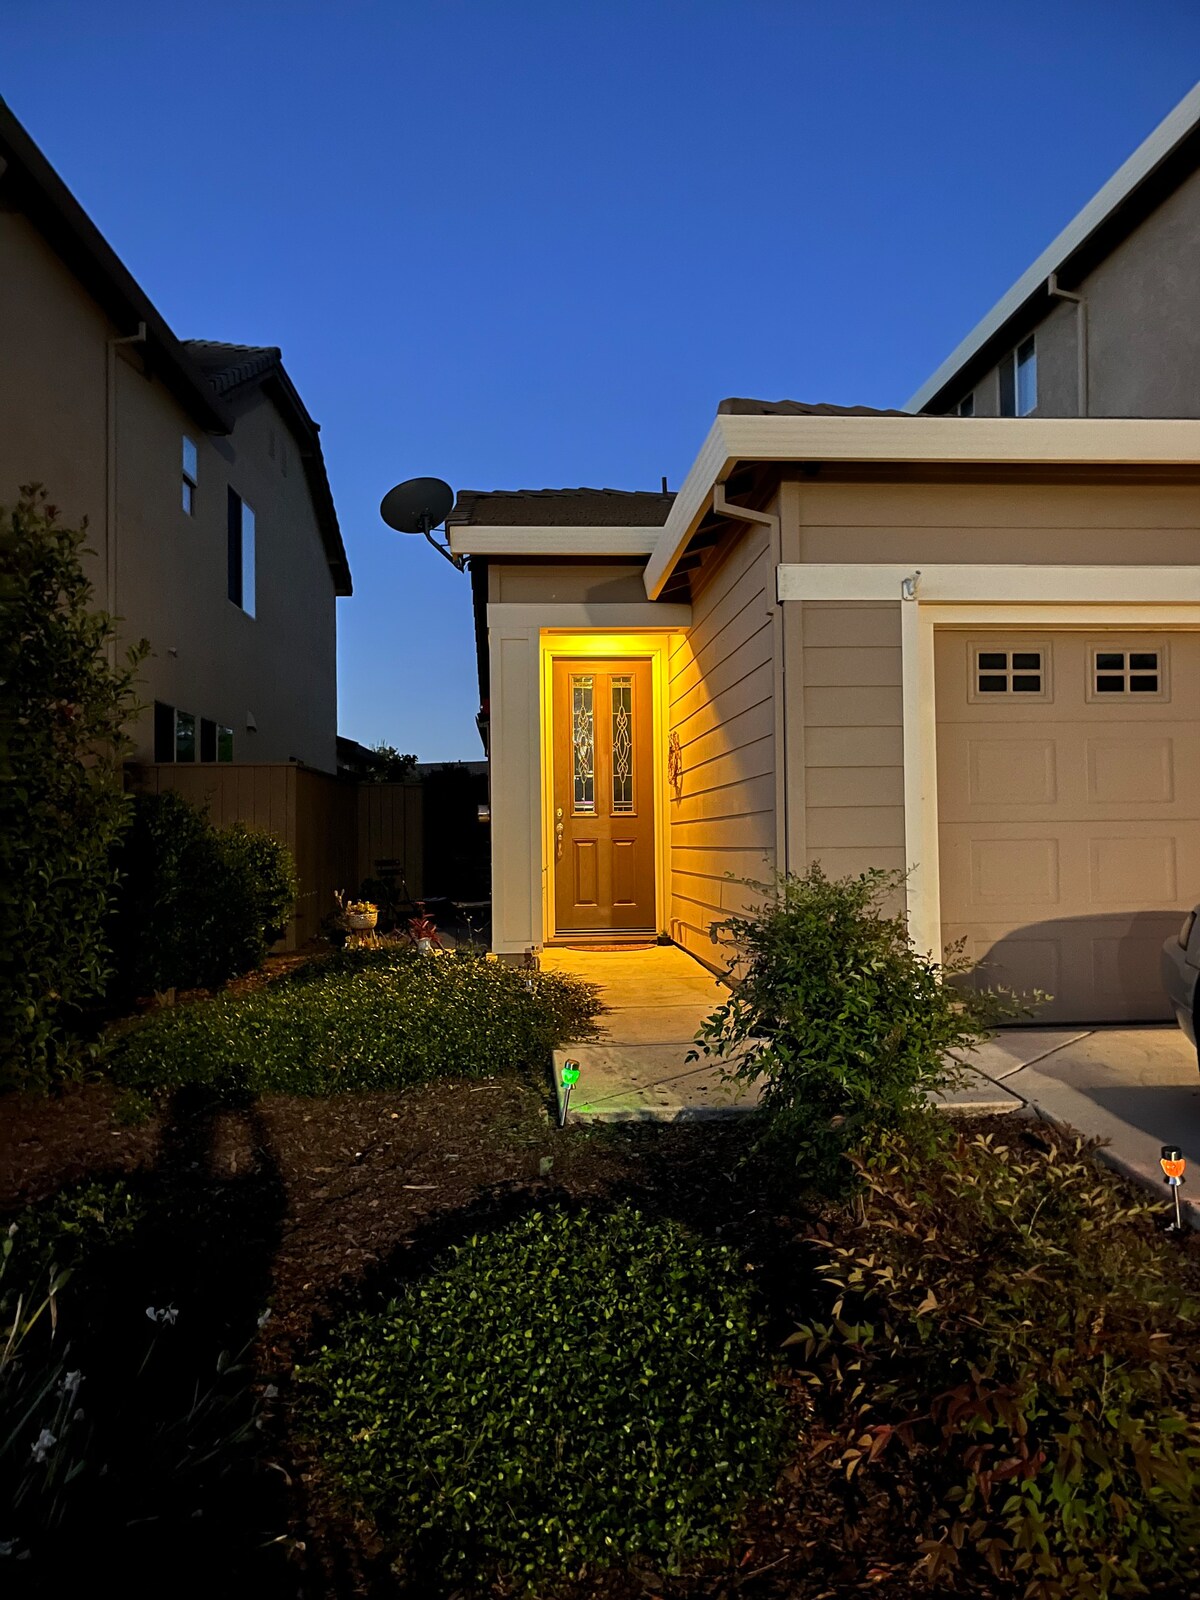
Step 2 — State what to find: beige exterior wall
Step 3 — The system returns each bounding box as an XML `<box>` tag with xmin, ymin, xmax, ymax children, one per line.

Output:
<box><xmin>780</xmin><ymin>472</ymin><xmax>1200</xmax><ymax>905</ymax></box>
<box><xmin>666</xmin><ymin>517</ymin><xmax>779</xmax><ymax>964</ymax></box>
<box><xmin>488</xmin><ymin>563</ymin><xmax>650</xmax><ymax>604</ymax></box>
<box><xmin>0</xmin><ymin>208</ymin><xmax>339</xmax><ymax>772</ymax></box>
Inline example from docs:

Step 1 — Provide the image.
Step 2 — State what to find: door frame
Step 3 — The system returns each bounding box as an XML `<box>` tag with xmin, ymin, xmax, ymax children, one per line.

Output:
<box><xmin>539</xmin><ymin>632</ymin><xmax>672</xmax><ymax>943</ymax></box>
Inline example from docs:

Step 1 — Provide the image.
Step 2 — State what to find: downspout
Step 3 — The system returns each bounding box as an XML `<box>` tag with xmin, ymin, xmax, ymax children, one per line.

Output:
<box><xmin>1047</xmin><ymin>272</ymin><xmax>1088</xmax><ymax>416</ymax></box>
<box><xmin>711</xmin><ymin>483</ymin><xmax>790</xmax><ymax>872</ymax></box>
<box><xmin>105</xmin><ymin>321</ymin><xmax>147</xmax><ymax>661</ymax></box>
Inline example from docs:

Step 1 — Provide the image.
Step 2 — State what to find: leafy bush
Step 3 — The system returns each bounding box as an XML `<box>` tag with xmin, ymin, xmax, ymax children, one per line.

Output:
<box><xmin>690</xmin><ymin>865</ymin><xmax>1038</xmax><ymax>1187</ymax></box>
<box><xmin>298</xmin><ymin>1204</ymin><xmax>789</xmax><ymax>1592</ymax></box>
<box><xmin>109</xmin><ymin>946</ymin><xmax>600</xmax><ymax>1095</ymax></box>
<box><xmin>788</xmin><ymin>1124</ymin><xmax>1200</xmax><ymax>1597</ymax></box>
<box><xmin>0</xmin><ymin>486</ymin><xmax>148</xmax><ymax>1090</ymax></box>
<box><xmin>109</xmin><ymin>790</ymin><xmax>297</xmax><ymax>996</ymax></box>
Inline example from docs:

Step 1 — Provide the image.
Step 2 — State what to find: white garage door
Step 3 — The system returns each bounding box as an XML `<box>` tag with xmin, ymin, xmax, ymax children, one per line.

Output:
<box><xmin>937</xmin><ymin>630</ymin><xmax>1200</xmax><ymax>1024</ymax></box>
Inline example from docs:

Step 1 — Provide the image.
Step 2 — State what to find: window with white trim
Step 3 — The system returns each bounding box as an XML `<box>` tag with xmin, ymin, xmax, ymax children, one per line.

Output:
<box><xmin>999</xmin><ymin>335</ymin><xmax>1037</xmax><ymax>417</ymax></box>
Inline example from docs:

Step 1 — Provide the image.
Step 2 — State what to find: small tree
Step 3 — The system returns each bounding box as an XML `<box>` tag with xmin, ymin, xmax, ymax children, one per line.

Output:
<box><xmin>0</xmin><ymin>486</ymin><xmax>147</xmax><ymax>1089</ymax></box>
<box><xmin>365</xmin><ymin>743</ymin><xmax>418</xmax><ymax>782</ymax></box>
<box><xmin>690</xmin><ymin>864</ymin><xmax>1041</xmax><ymax>1188</ymax></box>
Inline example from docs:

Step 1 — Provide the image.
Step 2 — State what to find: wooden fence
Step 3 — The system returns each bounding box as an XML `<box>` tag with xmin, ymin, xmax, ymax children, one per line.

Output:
<box><xmin>127</xmin><ymin>765</ymin><xmax>423</xmax><ymax>951</ymax></box>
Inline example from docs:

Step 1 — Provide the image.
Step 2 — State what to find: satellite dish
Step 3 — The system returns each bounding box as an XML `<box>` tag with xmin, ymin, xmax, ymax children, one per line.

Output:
<box><xmin>380</xmin><ymin>477</ymin><xmax>456</xmax><ymax>535</ymax></box>
<box><xmin>379</xmin><ymin>476</ymin><xmax>464</xmax><ymax>570</ymax></box>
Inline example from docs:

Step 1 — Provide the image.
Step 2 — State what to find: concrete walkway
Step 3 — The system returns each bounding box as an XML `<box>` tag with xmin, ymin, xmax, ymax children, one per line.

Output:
<box><xmin>542</xmin><ymin>944</ymin><xmax>1019</xmax><ymax>1123</ymax></box>
<box><xmin>953</xmin><ymin>1026</ymin><xmax>1200</xmax><ymax>1225</ymax></box>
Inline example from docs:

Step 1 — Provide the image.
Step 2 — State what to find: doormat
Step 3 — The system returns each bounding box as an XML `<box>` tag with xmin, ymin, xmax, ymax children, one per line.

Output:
<box><xmin>555</xmin><ymin>942</ymin><xmax>657</xmax><ymax>952</ymax></box>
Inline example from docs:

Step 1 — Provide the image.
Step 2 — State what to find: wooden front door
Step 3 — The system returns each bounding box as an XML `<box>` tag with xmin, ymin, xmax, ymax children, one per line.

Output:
<box><xmin>552</xmin><ymin>657</ymin><xmax>656</xmax><ymax>935</ymax></box>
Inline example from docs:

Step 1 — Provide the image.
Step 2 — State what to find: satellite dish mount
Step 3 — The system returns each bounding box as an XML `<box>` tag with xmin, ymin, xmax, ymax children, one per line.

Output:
<box><xmin>379</xmin><ymin>476</ymin><xmax>463</xmax><ymax>570</ymax></box>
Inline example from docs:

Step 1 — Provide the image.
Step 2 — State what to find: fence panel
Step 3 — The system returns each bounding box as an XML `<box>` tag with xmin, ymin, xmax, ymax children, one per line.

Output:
<box><xmin>357</xmin><ymin>782</ymin><xmax>424</xmax><ymax>899</ymax></box>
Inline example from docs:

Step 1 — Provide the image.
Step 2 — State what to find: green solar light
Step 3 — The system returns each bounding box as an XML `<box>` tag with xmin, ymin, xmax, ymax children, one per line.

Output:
<box><xmin>561</xmin><ymin>1064</ymin><xmax>580</xmax><ymax>1086</ymax></box>
<box><xmin>559</xmin><ymin>1059</ymin><xmax>581</xmax><ymax>1127</ymax></box>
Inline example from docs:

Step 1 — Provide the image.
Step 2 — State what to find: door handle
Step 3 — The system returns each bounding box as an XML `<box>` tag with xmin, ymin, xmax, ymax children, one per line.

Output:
<box><xmin>555</xmin><ymin>819</ymin><xmax>564</xmax><ymax>860</ymax></box>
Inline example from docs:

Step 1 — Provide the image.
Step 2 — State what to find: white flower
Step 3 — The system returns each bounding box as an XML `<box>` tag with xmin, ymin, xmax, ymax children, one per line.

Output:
<box><xmin>256</xmin><ymin>1308</ymin><xmax>272</xmax><ymax>1330</ymax></box>
<box><xmin>30</xmin><ymin>1429</ymin><xmax>56</xmax><ymax>1464</ymax></box>
<box><xmin>262</xmin><ymin>1384</ymin><xmax>278</xmax><ymax>1399</ymax></box>
<box><xmin>61</xmin><ymin>1370</ymin><xmax>83</xmax><ymax>1396</ymax></box>
<box><xmin>145</xmin><ymin>1306</ymin><xmax>179</xmax><ymax>1326</ymax></box>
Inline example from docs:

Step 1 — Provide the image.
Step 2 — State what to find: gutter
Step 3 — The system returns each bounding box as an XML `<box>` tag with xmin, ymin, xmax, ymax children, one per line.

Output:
<box><xmin>1047</xmin><ymin>271</ymin><xmax>1089</xmax><ymax>415</ymax></box>
<box><xmin>105</xmin><ymin>321</ymin><xmax>147</xmax><ymax>659</ymax></box>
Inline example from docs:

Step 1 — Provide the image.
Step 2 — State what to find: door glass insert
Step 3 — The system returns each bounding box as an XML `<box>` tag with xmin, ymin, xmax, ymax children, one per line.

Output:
<box><xmin>571</xmin><ymin>675</ymin><xmax>595</xmax><ymax>813</ymax></box>
<box><xmin>611</xmin><ymin>675</ymin><xmax>634</xmax><ymax>813</ymax></box>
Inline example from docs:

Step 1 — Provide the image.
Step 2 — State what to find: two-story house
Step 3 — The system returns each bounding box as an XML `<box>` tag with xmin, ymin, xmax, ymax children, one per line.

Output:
<box><xmin>0</xmin><ymin>95</ymin><xmax>352</xmax><ymax>774</ymax></box>
<box><xmin>906</xmin><ymin>80</ymin><xmax>1200</xmax><ymax>419</ymax></box>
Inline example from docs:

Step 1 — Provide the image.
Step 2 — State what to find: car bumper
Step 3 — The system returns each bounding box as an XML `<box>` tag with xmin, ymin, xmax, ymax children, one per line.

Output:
<box><xmin>1161</xmin><ymin>936</ymin><xmax>1199</xmax><ymax>1048</ymax></box>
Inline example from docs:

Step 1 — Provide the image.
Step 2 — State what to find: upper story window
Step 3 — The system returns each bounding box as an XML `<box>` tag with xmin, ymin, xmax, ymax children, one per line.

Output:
<box><xmin>957</xmin><ymin>393</ymin><xmax>975</xmax><ymax>417</ymax></box>
<box><xmin>182</xmin><ymin>435</ymin><xmax>198</xmax><ymax>514</ymax></box>
<box><xmin>227</xmin><ymin>489</ymin><xmax>256</xmax><ymax>617</ymax></box>
<box><xmin>999</xmin><ymin>335</ymin><xmax>1037</xmax><ymax>417</ymax></box>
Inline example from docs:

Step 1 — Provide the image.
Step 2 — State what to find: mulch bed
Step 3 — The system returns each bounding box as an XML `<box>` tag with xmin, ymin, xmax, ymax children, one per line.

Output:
<box><xmin>4</xmin><ymin>1041</ymin><xmax>1198</xmax><ymax>1599</ymax></box>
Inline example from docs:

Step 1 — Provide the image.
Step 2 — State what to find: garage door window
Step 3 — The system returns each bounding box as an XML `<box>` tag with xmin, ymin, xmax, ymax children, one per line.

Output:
<box><xmin>971</xmin><ymin>646</ymin><xmax>1048</xmax><ymax>699</ymax></box>
<box><xmin>1089</xmin><ymin>647</ymin><xmax>1163</xmax><ymax>699</ymax></box>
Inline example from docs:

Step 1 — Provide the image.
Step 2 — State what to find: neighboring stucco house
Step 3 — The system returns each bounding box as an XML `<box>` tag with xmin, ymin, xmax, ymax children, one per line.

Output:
<box><xmin>454</xmin><ymin>399</ymin><xmax>1200</xmax><ymax>1026</ymax></box>
<box><xmin>906</xmin><ymin>80</ymin><xmax>1200</xmax><ymax>420</ymax></box>
<box><xmin>0</xmin><ymin>96</ymin><xmax>351</xmax><ymax>773</ymax></box>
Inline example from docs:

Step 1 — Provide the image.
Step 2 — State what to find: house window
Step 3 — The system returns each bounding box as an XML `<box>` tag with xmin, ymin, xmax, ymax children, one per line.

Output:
<box><xmin>227</xmin><ymin>489</ymin><xmax>256</xmax><ymax>616</ymax></box>
<box><xmin>571</xmin><ymin>675</ymin><xmax>595</xmax><ymax>814</ymax></box>
<box><xmin>957</xmin><ymin>393</ymin><xmax>975</xmax><ymax>417</ymax></box>
<box><xmin>611</xmin><ymin>676</ymin><xmax>634</xmax><ymax>814</ymax></box>
<box><xmin>200</xmin><ymin>718</ymin><xmax>216</xmax><ymax>762</ymax></box>
<box><xmin>182</xmin><ymin>436</ymin><xmax>198</xmax><ymax>514</ymax></box>
<box><xmin>217</xmin><ymin>725</ymin><xmax>234</xmax><ymax>762</ymax></box>
<box><xmin>972</xmin><ymin>647</ymin><xmax>1046</xmax><ymax>697</ymax></box>
<box><xmin>1016</xmin><ymin>336</ymin><xmax>1037</xmax><ymax>415</ymax></box>
<box><xmin>154</xmin><ymin>700</ymin><xmax>175</xmax><ymax>761</ymax></box>
<box><xmin>1090</xmin><ymin>647</ymin><xmax>1163</xmax><ymax>698</ymax></box>
<box><xmin>174</xmin><ymin>709</ymin><xmax>196</xmax><ymax>762</ymax></box>
<box><xmin>1000</xmin><ymin>336</ymin><xmax>1037</xmax><ymax>416</ymax></box>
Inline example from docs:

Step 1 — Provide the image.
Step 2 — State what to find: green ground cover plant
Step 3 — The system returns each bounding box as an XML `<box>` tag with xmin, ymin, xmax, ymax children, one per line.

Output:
<box><xmin>298</xmin><ymin>1203</ymin><xmax>790</xmax><ymax>1592</ymax></box>
<box><xmin>108</xmin><ymin>790</ymin><xmax>297</xmax><ymax>998</ymax></box>
<box><xmin>690</xmin><ymin>864</ymin><xmax>1038</xmax><ymax>1187</ymax></box>
<box><xmin>109</xmin><ymin>947</ymin><xmax>600</xmax><ymax>1096</ymax></box>
<box><xmin>789</xmin><ymin>1123</ymin><xmax>1200</xmax><ymax>1598</ymax></box>
<box><xmin>0</xmin><ymin>486</ymin><xmax>147</xmax><ymax>1091</ymax></box>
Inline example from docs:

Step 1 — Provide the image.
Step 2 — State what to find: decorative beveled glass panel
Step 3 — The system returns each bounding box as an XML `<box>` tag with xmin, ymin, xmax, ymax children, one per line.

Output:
<box><xmin>571</xmin><ymin>676</ymin><xmax>595</xmax><ymax>813</ymax></box>
<box><xmin>611</xmin><ymin>675</ymin><xmax>634</xmax><ymax>813</ymax></box>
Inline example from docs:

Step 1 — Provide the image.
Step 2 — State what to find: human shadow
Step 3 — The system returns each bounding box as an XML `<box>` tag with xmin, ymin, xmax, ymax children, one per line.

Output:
<box><xmin>12</xmin><ymin>1081</ymin><xmax>292</xmax><ymax>1597</ymax></box>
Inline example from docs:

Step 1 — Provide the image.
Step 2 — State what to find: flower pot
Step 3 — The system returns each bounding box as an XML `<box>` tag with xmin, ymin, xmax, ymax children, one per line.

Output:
<box><xmin>346</xmin><ymin>910</ymin><xmax>378</xmax><ymax>931</ymax></box>
<box><xmin>417</xmin><ymin>937</ymin><xmax>434</xmax><ymax>954</ymax></box>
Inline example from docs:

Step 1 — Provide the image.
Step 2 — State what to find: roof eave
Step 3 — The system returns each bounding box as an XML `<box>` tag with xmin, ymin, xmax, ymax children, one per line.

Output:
<box><xmin>643</xmin><ymin>413</ymin><xmax>1200</xmax><ymax>598</ymax></box>
<box><xmin>904</xmin><ymin>79</ymin><xmax>1200</xmax><ymax>414</ymax></box>
<box><xmin>0</xmin><ymin>96</ymin><xmax>233</xmax><ymax>435</ymax></box>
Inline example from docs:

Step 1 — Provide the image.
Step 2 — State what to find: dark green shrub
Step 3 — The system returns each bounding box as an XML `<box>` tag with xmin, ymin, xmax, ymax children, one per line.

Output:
<box><xmin>690</xmin><ymin>865</ymin><xmax>1039</xmax><ymax>1187</ymax></box>
<box><xmin>298</xmin><ymin>1204</ymin><xmax>789</xmax><ymax>1592</ymax></box>
<box><xmin>109</xmin><ymin>947</ymin><xmax>600</xmax><ymax>1095</ymax></box>
<box><xmin>109</xmin><ymin>791</ymin><xmax>297</xmax><ymax>996</ymax></box>
<box><xmin>788</xmin><ymin>1125</ymin><xmax>1200</xmax><ymax>1596</ymax></box>
<box><xmin>0</xmin><ymin>486</ymin><xmax>148</xmax><ymax>1090</ymax></box>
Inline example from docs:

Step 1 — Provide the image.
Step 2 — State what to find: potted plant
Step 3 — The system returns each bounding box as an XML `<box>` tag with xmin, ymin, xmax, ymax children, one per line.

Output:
<box><xmin>345</xmin><ymin>899</ymin><xmax>378</xmax><ymax>931</ymax></box>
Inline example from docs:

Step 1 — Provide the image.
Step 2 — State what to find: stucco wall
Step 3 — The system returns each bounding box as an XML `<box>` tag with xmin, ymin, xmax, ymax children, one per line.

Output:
<box><xmin>0</xmin><ymin>207</ymin><xmax>339</xmax><ymax>772</ymax></box>
<box><xmin>943</xmin><ymin>165</ymin><xmax>1200</xmax><ymax>419</ymax></box>
<box><xmin>667</xmin><ymin>523</ymin><xmax>778</xmax><ymax>964</ymax></box>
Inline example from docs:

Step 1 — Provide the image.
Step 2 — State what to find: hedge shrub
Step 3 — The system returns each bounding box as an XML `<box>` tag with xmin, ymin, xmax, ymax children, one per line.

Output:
<box><xmin>0</xmin><ymin>486</ymin><xmax>147</xmax><ymax>1090</ymax></box>
<box><xmin>789</xmin><ymin>1124</ymin><xmax>1200</xmax><ymax>1596</ymax></box>
<box><xmin>298</xmin><ymin>1204</ymin><xmax>789</xmax><ymax>1591</ymax></box>
<box><xmin>108</xmin><ymin>790</ymin><xmax>296</xmax><ymax>997</ymax></box>
<box><xmin>690</xmin><ymin>864</ymin><xmax>1039</xmax><ymax>1186</ymax></box>
<box><xmin>109</xmin><ymin>946</ymin><xmax>600</xmax><ymax>1095</ymax></box>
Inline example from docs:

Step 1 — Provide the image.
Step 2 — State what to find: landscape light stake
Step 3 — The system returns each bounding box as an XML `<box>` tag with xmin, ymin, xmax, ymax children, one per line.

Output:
<box><xmin>559</xmin><ymin>1060</ymin><xmax>580</xmax><ymax>1127</ymax></box>
<box><xmin>1160</xmin><ymin>1145</ymin><xmax>1187</xmax><ymax>1231</ymax></box>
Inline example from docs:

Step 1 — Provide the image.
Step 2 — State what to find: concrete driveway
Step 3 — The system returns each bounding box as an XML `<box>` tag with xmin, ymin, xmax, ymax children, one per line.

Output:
<box><xmin>956</xmin><ymin>1026</ymin><xmax>1200</xmax><ymax>1225</ymax></box>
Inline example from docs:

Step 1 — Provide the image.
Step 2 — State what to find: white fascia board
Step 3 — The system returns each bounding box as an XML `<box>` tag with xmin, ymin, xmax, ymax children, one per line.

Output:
<box><xmin>776</xmin><ymin>563</ymin><xmax>1200</xmax><ymax>604</ymax></box>
<box><xmin>448</xmin><ymin>525</ymin><xmax>660</xmax><ymax>556</ymax></box>
<box><xmin>904</xmin><ymin>80</ymin><xmax>1200</xmax><ymax>413</ymax></box>
<box><xmin>644</xmin><ymin>412</ymin><xmax>1200</xmax><ymax>600</ymax></box>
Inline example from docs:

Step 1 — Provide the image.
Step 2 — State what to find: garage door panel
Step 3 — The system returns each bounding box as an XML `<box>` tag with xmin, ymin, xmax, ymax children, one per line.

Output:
<box><xmin>936</xmin><ymin>629</ymin><xmax>1200</xmax><ymax>1024</ymax></box>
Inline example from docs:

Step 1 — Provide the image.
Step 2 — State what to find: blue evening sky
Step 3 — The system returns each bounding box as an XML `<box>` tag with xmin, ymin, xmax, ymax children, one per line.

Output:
<box><xmin>5</xmin><ymin>3</ymin><xmax>1199</xmax><ymax>759</ymax></box>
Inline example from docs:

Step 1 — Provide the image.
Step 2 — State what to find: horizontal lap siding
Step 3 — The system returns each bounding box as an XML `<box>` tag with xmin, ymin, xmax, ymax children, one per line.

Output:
<box><xmin>669</xmin><ymin>527</ymin><xmax>776</xmax><ymax>961</ymax></box>
<box><xmin>800</xmin><ymin>602</ymin><xmax>906</xmax><ymax>892</ymax></box>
